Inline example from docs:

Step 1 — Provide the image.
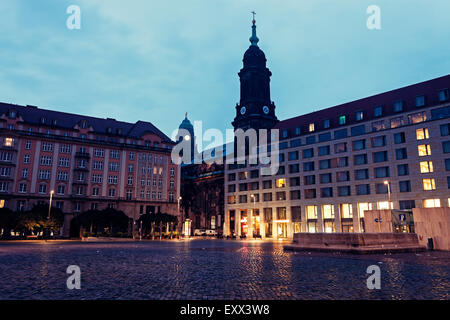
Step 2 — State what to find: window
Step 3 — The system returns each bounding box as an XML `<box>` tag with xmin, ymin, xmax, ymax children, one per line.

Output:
<box><xmin>356</xmin><ymin>111</ymin><xmax>364</xmax><ymax>121</ymax></box>
<box><xmin>416</xmin><ymin>128</ymin><xmax>430</xmax><ymax>140</ymax></box>
<box><xmin>21</xmin><ymin>168</ymin><xmax>28</xmax><ymax>179</ymax></box>
<box><xmin>355</xmin><ymin>169</ymin><xmax>369</xmax><ymax>180</ymax></box>
<box><xmin>443</xmin><ymin>141</ymin><xmax>450</xmax><ymax>153</ymax></box>
<box><xmin>60</xmin><ymin>144</ymin><xmax>71</xmax><ymax>154</ymax></box>
<box><xmin>41</xmin><ymin>143</ymin><xmax>53</xmax><ymax>152</ymax></box>
<box><xmin>308</xmin><ymin>123</ymin><xmax>315</xmax><ymax>132</ymax></box>
<box><xmin>353</xmin><ymin>139</ymin><xmax>366</xmax><ymax>151</ymax></box>
<box><xmin>371</xmin><ymin>136</ymin><xmax>386</xmax><ymax>147</ymax></box>
<box><xmin>395</xmin><ymin>148</ymin><xmax>407</xmax><ymax>160</ymax></box>
<box><xmin>239</xmin><ymin>195</ymin><xmax>247</xmax><ymax>203</ymax></box>
<box><xmin>317</xmin><ymin>135</ymin><xmax>331</xmax><ymax>146</ymax></box>
<box><xmin>276</xmin><ymin>192</ymin><xmax>286</xmax><ymax>201</ymax></box>
<box><xmin>129</xmin><ymin>152</ymin><xmax>135</xmax><ymax>160</ymax></box>
<box><xmin>108</xmin><ymin>188</ymin><xmax>116</xmax><ymax>197</ymax></box>
<box><xmin>408</xmin><ymin>112</ymin><xmax>427</xmax><ymax>124</ymax></box>
<box><xmin>399</xmin><ymin>181</ymin><xmax>411</xmax><ymax>193</ymax></box>
<box><xmin>375</xmin><ymin>167</ymin><xmax>390</xmax><ymax>178</ymax></box>
<box><xmin>334</xmin><ymin>129</ymin><xmax>348</xmax><ymax>140</ymax></box>
<box><xmin>318</xmin><ymin>146</ymin><xmax>330</xmax><ymax>156</ymax></box>
<box><xmin>356</xmin><ymin>184</ymin><xmax>370</xmax><ymax>195</ymax></box>
<box><xmin>415</xmin><ymin>95</ymin><xmax>426</xmax><ymax>107</ymax></box>
<box><xmin>446</xmin><ymin>159</ymin><xmax>450</xmax><ymax>171</ymax></box>
<box><xmin>338</xmin><ymin>186</ymin><xmax>351</xmax><ymax>197</ymax></box>
<box><xmin>423</xmin><ymin>199</ymin><xmax>440</xmax><ymax>208</ymax></box>
<box><xmin>321</xmin><ymin>187</ymin><xmax>333</xmax><ymax>198</ymax></box>
<box><xmin>304</xmin><ymin>189</ymin><xmax>316</xmax><ymax>199</ymax></box>
<box><xmin>275</xmin><ymin>178</ymin><xmax>286</xmax><ymax>188</ymax></box>
<box><xmin>263</xmin><ymin>193</ymin><xmax>272</xmax><ymax>202</ymax></box>
<box><xmin>57</xmin><ymin>185</ymin><xmax>66</xmax><ymax>195</ymax></box>
<box><xmin>128</xmin><ymin>164</ymin><xmax>134</xmax><ymax>173</ymax></box>
<box><xmin>304</xmin><ymin>175</ymin><xmax>316</xmax><ymax>185</ymax></box>
<box><xmin>289</xmin><ymin>164</ymin><xmax>299</xmax><ymax>173</ymax></box>
<box><xmin>306</xmin><ymin>205</ymin><xmax>318</xmax><ymax>219</ymax></box>
<box><xmin>374</xmin><ymin>106</ymin><xmax>383</xmax><ymax>117</ymax></box>
<box><xmin>373</xmin><ymin>151</ymin><xmax>388</xmax><ymax>163</ymax></box>
<box><xmin>319</xmin><ymin>159</ymin><xmax>331</xmax><ymax>170</ymax></box>
<box><xmin>303</xmin><ymin>161</ymin><xmax>315</xmax><ymax>171</ymax></box>
<box><xmin>420</xmin><ymin>161</ymin><xmax>434</xmax><ymax>173</ymax></box>
<box><xmin>334</xmin><ymin>142</ymin><xmax>347</xmax><ymax>153</ymax></box>
<box><xmin>351</xmin><ymin>125</ymin><xmax>365</xmax><ymax>136</ymax></box>
<box><xmin>399</xmin><ymin>200</ymin><xmax>415</xmax><ymax>210</ymax></box>
<box><xmin>339</xmin><ymin>115</ymin><xmax>346</xmax><ymax>125</ymax></box>
<box><xmin>303</xmin><ymin>148</ymin><xmax>314</xmax><ymax>159</ymax></box>
<box><xmin>418</xmin><ymin>144</ymin><xmax>431</xmax><ymax>156</ymax></box>
<box><xmin>354</xmin><ymin>154</ymin><xmax>368</xmax><ymax>165</ymax></box>
<box><xmin>394</xmin><ymin>132</ymin><xmax>406</xmax><ymax>144</ymax></box>
<box><xmin>375</xmin><ymin>183</ymin><xmax>388</xmax><ymax>194</ymax></box>
<box><xmin>422</xmin><ymin>178</ymin><xmax>436</xmax><ymax>191</ymax></box>
<box><xmin>393</xmin><ymin>100</ymin><xmax>404</xmax><ymax>112</ymax></box>
<box><xmin>320</xmin><ymin>173</ymin><xmax>332</xmax><ymax>184</ymax></box>
<box><xmin>336</xmin><ymin>171</ymin><xmax>350</xmax><ymax>182</ymax></box>
<box><xmin>323</xmin><ymin>119</ymin><xmax>330</xmax><ymax>129</ymax></box>
<box><xmin>390</xmin><ymin>117</ymin><xmax>404</xmax><ymax>128</ymax></box>
<box><xmin>438</xmin><ymin>89</ymin><xmax>449</xmax><ymax>102</ymax></box>
<box><xmin>441</xmin><ymin>124</ymin><xmax>450</xmax><ymax>136</ymax></box>
<box><xmin>288</xmin><ymin>151</ymin><xmax>299</xmax><ymax>161</ymax></box>
<box><xmin>19</xmin><ymin>183</ymin><xmax>27</xmax><ymax>193</ymax></box>
<box><xmin>397</xmin><ymin>164</ymin><xmax>409</xmax><ymax>176</ymax></box>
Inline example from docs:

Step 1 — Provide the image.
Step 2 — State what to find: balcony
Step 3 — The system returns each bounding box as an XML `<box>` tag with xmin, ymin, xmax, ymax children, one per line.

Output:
<box><xmin>75</xmin><ymin>152</ymin><xmax>90</xmax><ymax>159</ymax></box>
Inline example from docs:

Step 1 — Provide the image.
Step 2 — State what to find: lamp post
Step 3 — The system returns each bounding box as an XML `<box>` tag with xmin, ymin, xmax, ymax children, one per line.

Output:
<box><xmin>178</xmin><ymin>196</ymin><xmax>182</xmax><ymax>238</ymax></box>
<box><xmin>250</xmin><ymin>194</ymin><xmax>256</xmax><ymax>238</ymax></box>
<box><xmin>47</xmin><ymin>190</ymin><xmax>54</xmax><ymax>220</ymax></box>
<box><xmin>384</xmin><ymin>180</ymin><xmax>391</xmax><ymax>208</ymax></box>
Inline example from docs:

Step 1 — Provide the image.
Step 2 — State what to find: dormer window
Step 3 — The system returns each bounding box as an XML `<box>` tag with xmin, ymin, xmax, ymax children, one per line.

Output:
<box><xmin>294</xmin><ymin>126</ymin><xmax>301</xmax><ymax>135</ymax></box>
<box><xmin>117</xmin><ymin>129</ymin><xmax>122</xmax><ymax>135</ymax></box>
<box><xmin>373</xmin><ymin>106</ymin><xmax>383</xmax><ymax>117</ymax></box>
<box><xmin>40</xmin><ymin>117</ymin><xmax>46</xmax><ymax>124</ymax></box>
<box><xmin>52</xmin><ymin>119</ymin><xmax>58</xmax><ymax>126</ymax></box>
<box><xmin>81</xmin><ymin>120</ymin><xmax>87</xmax><ymax>129</ymax></box>
<box><xmin>308</xmin><ymin>123</ymin><xmax>315</xmax><ymax>132</ymax></box>
<box><xmin>356</xmin><ymin>111</ymin><xmax>364</xmax><ymax>121</ymax></box>
<box><xmin>282</xmin><ymin>129</ymin><xmax>288</xmax><ymax>138</ymax></box>
<box><xmin>107</xmin><ymin>127</ymin><xmax>112</xmax><ymax>134</ymax></box>
<box><xmin>394</xmin><ymin>101</ymin><xmax>404</xmax><ymax>112</ymax></box>
<box><xmin>8</xmin><ymin>110</ymin><xmax>16</xmax><ymax>119</ymax></box>
<box><xmin>438</xmin><ymin>89</ymin><xmax>449</xmax><ymax>102</ymax></box>
<box><xmin>323</xmin><ymin>119</ymin><xmax>330</xmax><ymax>129</ymax></box>
<box><xmin>415</xmin><ymin>95</ymin><xmax>426</xmax><ymax>107</ymax></box>
<box><xmin>339</xmin><ymin>115</ymin><xmax>346</xmax><ymax>125</ymax></box>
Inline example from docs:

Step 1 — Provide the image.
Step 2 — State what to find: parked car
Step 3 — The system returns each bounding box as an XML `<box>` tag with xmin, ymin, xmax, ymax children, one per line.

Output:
<box><xmin>194</xmin><ymin>229</ymin><xmax>207</xmax><ymax>236</ymax></box>
<box><xmin>205</xmin><ymin>229</ymin><xmax>217</xmax><ymax>237</ymax></box>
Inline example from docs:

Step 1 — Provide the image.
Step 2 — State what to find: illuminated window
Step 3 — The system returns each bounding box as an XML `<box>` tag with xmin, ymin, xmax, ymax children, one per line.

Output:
<box><xmin>423</xmin><ymin>199</ymin><xmax>440</xmax><ymax>208</ymax></box>
<box><xmin>377</xmin><ymin>201</ymin><xmax>392</xmax><ymax>210</ymax></box>
<box><xmin>4</xmin><ymin>138</ymin><xmax>13</xmax><ymax>147</ymax></box>
<box><xmin>340</xmin><ymin>204</ymin><xmax>353</xmax><ymax>218</ymax></box>
<box><xmin>306</xmin><ymin>205</ymin><xmax>317</xmax><ymax>219</ymax></box>
<box><xmin>322</xmin><ymin>205</ymin><xmax>334</xmax><ymax>219</ymax></box>
<box><xmin>423</xmin><ymin>178</ymin><xmax>436</xmax><ymax>191</ymax></box>
<box><xmin>0</xmin><ymin>199</ymin><xmax>5</xmax><ymax>208</ymax></box>
<box><xmin>420</xmin><ymin>161</ymin><xmax>434</xmax><ymax>173</ymax></box>
<box><xmin>339</xmin><ymin>115</ymin><xmax>346</xmax><ymax>125</ymax></box>
<box><xmin>309</xmin><ymin>123</ymin><xmax>315</xmax><ymax>132</ymax></box>
<box><xmin>275</xmin><ymin>178</ymin><xmax>286</xmax><ymax>188</ymax></box>
<box><xmin>418</xmin><ymin>144</ymin><xmax>431</xmax><ymax>156</ymax></box>
<box><xmin>416</xmin><ymin>128</ymin><xmax>429</xmax><ymax>140</ymax></box>
<box><xmin>357</xmin><ymin>202</ymin><xmax>372</xmax><ymax>218</ymax></box>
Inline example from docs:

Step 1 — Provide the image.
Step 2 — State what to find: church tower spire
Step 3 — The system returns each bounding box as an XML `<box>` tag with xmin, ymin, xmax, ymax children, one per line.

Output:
<box><xmin>232</xmin><ymin>13</ymin><xmax>278</xmax><ymax>131</ymax></box>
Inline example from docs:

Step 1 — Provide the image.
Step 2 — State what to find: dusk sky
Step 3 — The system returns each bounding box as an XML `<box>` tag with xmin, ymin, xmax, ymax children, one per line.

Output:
<box><xmin>1</xmin><ymin>0</ymin><xmax>449</xmax><ymax>146</ymax></box>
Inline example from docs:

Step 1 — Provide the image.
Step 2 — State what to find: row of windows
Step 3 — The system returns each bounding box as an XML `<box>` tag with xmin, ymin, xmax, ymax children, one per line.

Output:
<box><xmin>227</xmin><ymin>178</ymin><xmax>439</xmax><ymax>204</ymax></box>
<box><xmin>280</xmin><ymin>92</ymin><xmax>449</xmax><ymax>139</ymax></box>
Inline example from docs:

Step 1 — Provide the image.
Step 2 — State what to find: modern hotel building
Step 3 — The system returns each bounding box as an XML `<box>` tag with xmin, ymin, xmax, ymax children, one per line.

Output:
<box><xmin>223</xmin><ymin>19</ymin><xmax>450</xmax><ymax>240</ymax></box>
<box><xmin>0</xmin><ymin>103</ymin><xmax>180</xmax><ymax>234</ymax></box>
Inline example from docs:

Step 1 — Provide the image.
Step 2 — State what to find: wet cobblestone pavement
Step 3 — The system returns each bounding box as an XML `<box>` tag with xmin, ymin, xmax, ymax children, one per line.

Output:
<box><xmin>0</xmin><ymin>239</ymin><xmax>448</xmax><ymax>300</ymax></box>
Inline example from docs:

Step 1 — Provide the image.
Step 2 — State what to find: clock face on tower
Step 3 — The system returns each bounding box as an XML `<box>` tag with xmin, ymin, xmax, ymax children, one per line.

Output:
<box><xmin>240</xmin><ymin>106</ymin><xmax>246</xmax><ymax>115</ymax></box>
<box><xmin>263</xmin><ymin>105</ymin><xmax>269</xmax><ymax>115</ymax></box>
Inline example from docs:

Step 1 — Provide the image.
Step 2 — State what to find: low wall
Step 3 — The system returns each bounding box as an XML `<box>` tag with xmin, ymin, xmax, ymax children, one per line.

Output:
<box><xmin>288</xmin><ymin>232</ymin><xmax>423</xmax><ymax>253</ymax></box>
<box><xmin>413</xmin><ymin>208</ymin><xmax>450</xmax><ymax>251</ymax></box>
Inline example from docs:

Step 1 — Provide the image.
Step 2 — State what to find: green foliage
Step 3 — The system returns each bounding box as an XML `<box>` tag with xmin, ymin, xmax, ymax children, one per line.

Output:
<box><xmin>71</xmin><ymin>208</ymin><xmax>131</xmax><ymax>237</ymax></box>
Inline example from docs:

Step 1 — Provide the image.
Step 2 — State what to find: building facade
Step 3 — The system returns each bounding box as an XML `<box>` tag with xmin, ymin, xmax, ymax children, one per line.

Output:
<box><xmin>223</xmin><ymin>18</ymin><xmax>450</xmax><ymax>240</ymax></box>
<box><xmin>0</xmin><ymin>103</ymin><xmax>180</xmax><ymax>235</ymax></box>
<box><xmin>225</xmin><ymin>75</ymin><xmax>450</xmax><ymax>239</ymax></box>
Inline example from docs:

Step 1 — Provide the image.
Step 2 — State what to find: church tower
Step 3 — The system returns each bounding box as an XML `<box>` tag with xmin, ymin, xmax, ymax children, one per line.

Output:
<box><xmin>232</xmin><ymin>14</ymin><xmax>279</xmax><ymax>131</ymax></box>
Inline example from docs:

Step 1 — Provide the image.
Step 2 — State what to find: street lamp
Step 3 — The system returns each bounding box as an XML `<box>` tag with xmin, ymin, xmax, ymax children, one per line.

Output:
<box><xmin>178</xmin><ymin>196</ymin><xmax>182</xmax><ymax>238</ymax></box>
<box><xmin>384</xmin><ymin>180</ymin><xmax>391</xmax><ymax>209</ymax></box>
<box><xmin>47</xmin><ymin>190</ymin><xmax>54</xmax><ymax>220</ymax></box>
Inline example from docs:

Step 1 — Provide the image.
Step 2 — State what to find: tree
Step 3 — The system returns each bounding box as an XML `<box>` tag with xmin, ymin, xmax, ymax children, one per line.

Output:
<box><xmin>0</xmin><ymin>208</ymin><xmax>18</xmax><ymax>239</ymax></box>
<box><xmin>16</xmin><ymin>204</ymin><xmax>64</xmax><ymax>238</ymax></box>
<box><xmin>71</xmin><ymin>208</ymin><xmax>131</xmax><ymax>237</ymax></box>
